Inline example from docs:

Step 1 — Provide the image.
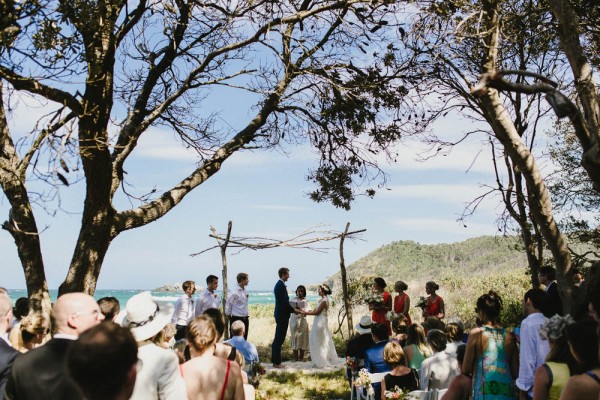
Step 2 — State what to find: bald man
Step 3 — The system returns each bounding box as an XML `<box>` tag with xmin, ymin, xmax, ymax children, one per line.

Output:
<box><xmin>4</xmin><ymin>293</ymin><xmax>104</xmax><ymax>400</ymax></box>
<box><xmin>0</xmin><ymin>294</ymin><xmax>18</xmax><ymax>400</ymax></box>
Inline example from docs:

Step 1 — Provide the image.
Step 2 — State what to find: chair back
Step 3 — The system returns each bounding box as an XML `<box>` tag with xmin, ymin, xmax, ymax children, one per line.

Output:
<box><xmin>406</xmin><ymin>390</ymin><xmax>432</xmax><ymax>400</ymax></box>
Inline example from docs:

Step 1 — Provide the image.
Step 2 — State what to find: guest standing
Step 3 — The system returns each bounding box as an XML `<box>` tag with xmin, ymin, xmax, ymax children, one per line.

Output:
<box><xmin>422</xmin><ymin>281</ymin><xmax>445</xmax><ymax>321</ymax></box>
<box><xmin>420</xmin><ymin>329</ymin><xmax>460</xmax><ymax>391</ymax></box>
<box><xmin>370</xmin><ymin>277</ymin><xmax>392</xmax><ymax>336</ymax></box>
<box><xmin>171</xmin><ymin>280</ymin><xmax>196</xmax><ymax>341</ymax></box>
<box><xmin>0</xmin><ymin>293</ymin><xmax>18</xmax><ymax>400</ymax></box>
<box><xmin>462</xmin><ymin>291</ymin><xmax>518</xmax><ymax>400</ymax></box>
<box><xmin>538</xmin><ymin>267</ymin><xmax>562</xmax><ymax>317</ymax></box>
<box><xmin>225</xmin><ymin>273</ymin><xmax>250</xmax><ymax>340</ymax></box>
<box><xmin>517</xmin><ymin>289</ymin><xmax>550</xmax><ymax>400</ymax></box>
<box><xmin>393</xmin><ymin>281</ymin><xmax>411</xmax><ymax>325</ymax></box>
<box><xmin>289</xmin><ymin>285</ymin><xmax>309</xmax><ymax>361</ymax></box>
<box><xmin>559</xmin><ymin>319</ymin><xmax>599</xmax><ymax>400</ymax></box>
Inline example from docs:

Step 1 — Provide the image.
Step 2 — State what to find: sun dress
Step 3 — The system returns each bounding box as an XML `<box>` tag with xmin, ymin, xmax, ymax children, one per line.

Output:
<box><xmin>405</xmin><ymin>344</ymin><xmax>428</xmax><ymax>370</ymax></box>
<box><xmin>289</xmin><ymin>297</ymin><xmax>309</xmax><ymax>351</ymax></box>
<box><xmin>372</xmin><ymin>291</ymin><xmax>392</xmax><ymax>335</ymax></box>
<box><xmin>472</xmin><ymin>326</ymin><xmax>516</xmax><ymax>400</ymax></box>
<box><xmin>542</xmin><ymin>362</ymin><xmax>570</xmax><ymax>400</ymax></box>
<box><xmin>394</xmin><ymin>293</ymin><xmax>412</xmax><ymax>325</ymax></box>
<box><xmin>425</xmin><ymin>295</ymin><xmax>443</xmax><ymax>319</ymax></box>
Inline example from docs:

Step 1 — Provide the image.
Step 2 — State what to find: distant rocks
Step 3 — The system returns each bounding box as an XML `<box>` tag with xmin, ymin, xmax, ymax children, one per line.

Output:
<box><xmin>153</xmin><ymin>283</ymin><xmax>183</xmax><ymax>292</ymax></box>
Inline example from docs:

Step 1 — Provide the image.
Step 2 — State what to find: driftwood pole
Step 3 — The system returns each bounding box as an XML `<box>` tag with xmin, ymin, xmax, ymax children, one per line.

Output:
<box><xmin>211</xmin><ymin>221</ymin><xmax>233</xmax><ymax>339</ymax></box>
<box><xmin>340</xmin><ymin>222</ymin><xmax>354</xmax><ymax>336</ymax></box>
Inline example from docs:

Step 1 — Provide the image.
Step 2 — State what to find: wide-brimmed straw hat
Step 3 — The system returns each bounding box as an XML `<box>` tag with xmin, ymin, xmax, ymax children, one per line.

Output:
<box><xmin>121</xmin><ymin>291</ymin><xmax>173</xmax><ymax>341</ymax></box>
<box><xmin>355</xmin><ymin>316</ymin><xmax>373</xmax><ymax>334</ymax></box>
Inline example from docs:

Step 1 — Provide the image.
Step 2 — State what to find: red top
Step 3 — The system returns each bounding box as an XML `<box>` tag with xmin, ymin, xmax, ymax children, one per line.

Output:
<box><xmin>372</xmin><ymin>291</ymin><xmax>392</xmax><ymax>335</ymax></box>
<box><xmin>425</xmin><ymin>295</ymin><xmax>443</xmax><ymax>318</ymax></box>
<box><xmin>394</xmin><ymin>293</ymin><xmax>412</xmax><ymax>325</ymax></box>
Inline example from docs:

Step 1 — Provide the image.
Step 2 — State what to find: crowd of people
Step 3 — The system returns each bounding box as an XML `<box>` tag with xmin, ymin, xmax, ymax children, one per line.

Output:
<box><xmin>1</xmin><ymin>263</ymin><xmax>600</xmax><ymax>400</ymax></box>
<box><xmin>345</xmin><ymin>267</ymin><xmax>600</xmax><ymax>400</ymax></box>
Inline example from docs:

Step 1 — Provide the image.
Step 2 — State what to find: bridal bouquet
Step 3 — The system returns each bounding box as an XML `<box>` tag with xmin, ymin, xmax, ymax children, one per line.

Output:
<box><xmin>384</xmin><ymin>385</ymin><xmax>409</xmax><ymax>399</ymax></box>
<box><xmin>365</xmin><ymin>293</ymin><xmax>384</xmax><ymax>306</ymax></box>
<box><xmin>353</xmin><ymin>368</ymin><xmax>374</xmax><ymax>395</ymax></box>
<box><xmin>415</xmin><ymin>296</ymin><xmax>427</xmax><ymax>310</ymax></box>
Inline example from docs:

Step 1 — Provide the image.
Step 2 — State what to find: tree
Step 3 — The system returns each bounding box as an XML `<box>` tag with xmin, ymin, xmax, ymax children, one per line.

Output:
<box><xmin>0</xmin><ymin>0</ymin><xmax>422</xmax><ymax>311</ymax></box>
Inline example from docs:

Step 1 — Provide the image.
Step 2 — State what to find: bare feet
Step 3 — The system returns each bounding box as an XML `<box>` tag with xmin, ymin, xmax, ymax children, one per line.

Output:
<box><xmin>272</xmin><ymin>364</ymin><xmax>286</xmax><ymax>369</ymax></box>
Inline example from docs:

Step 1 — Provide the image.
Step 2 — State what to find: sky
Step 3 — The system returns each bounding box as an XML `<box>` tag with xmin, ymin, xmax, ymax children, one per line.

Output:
<box><xmin>0</xmin><ymin>100</ymin><xmax>505</xmax><ymax>291</ymax></box>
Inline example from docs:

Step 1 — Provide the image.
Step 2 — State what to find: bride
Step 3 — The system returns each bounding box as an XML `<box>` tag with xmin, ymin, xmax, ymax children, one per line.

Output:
<box><xmin>299</xmin><ymin>283</ymin><xmax>341</xmax><ymax>367</ymax></box>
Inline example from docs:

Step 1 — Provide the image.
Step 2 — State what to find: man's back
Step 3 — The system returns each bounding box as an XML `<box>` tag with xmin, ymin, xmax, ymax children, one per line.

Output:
<box><xmin>4</xmin><ymin>338</ymin><xmax>83</xmax><ymax>400</ymax></box>
<box><xmin>364</xmin><ymin>341</ymin><xmax>391</xmax><ymax>373</ymax></box>
<box><xmin>0</xmin><ymin>340</ymin><xmax>18</xmax><ymax>400</ymax></box>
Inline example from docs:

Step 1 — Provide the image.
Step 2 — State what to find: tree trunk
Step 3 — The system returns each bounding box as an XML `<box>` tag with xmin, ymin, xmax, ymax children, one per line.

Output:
<box><xmin>479</xmin><ymin>0</ymin><xmax>572</xmax><ymax>313</ymax></box>
<box><xmin>339</xmin><ymin>222</ymin><xmax>354</xmax><ymax>336</ymax></box>
<box><xmin>219</xmin><ymin>222</ymin><xmax>232</xmax><ymax>340</ymax></box>
<box><xmin>0</xmin><ymin>82</ymin><xmax>51</xmax><ymax>315</ymax></box>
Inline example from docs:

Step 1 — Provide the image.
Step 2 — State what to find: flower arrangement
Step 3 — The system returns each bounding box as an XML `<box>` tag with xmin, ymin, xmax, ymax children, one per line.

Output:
<box><xmin>384</xmin><ymin>385</ymin><xmax>408</xmax><ymax>399</ymax></box>
<box><xmin>353</xmin><ymin>368</ymin><xmax>374</xmax><ymax>395</ymax></box>
<box><xmin>386</xmin><ymin>310</ymin><xmax>398</xmax><ymax>322</ymax></box>
<box><xmin>249</xmin><ymin>362</ymin><xmax>266</xmax><ymax>388</ymax></box>
<box><xmin>415</xmin><ymin>296</ymin><xmax>427</xmax><ymax>309</ymax></box>
<box><xmin>365</xmin><ymin>293</ymin><xmax>384</xmax><ymax>306</ymax></box>
<box><xmin>346</xmin><ymin>356</ymin><xmax>358</xmax><ymax>371</ymax></box>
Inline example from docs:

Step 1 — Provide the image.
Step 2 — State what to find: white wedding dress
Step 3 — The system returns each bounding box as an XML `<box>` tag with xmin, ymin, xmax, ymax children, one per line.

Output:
<box><xmin>309</xmin><ymin>296</ymin><xmax>342</xmax><ymax>367</ymax></box>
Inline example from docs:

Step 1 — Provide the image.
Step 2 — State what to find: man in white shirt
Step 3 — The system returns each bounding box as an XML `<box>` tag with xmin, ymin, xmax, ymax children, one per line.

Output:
<box><xmin>516</xmin><ymin>288</ymin><xmax>550</xmax><ymax>400</ymax></box>
<box><xmin>171</xmin><ymin>280</ymin><xmax>196</xmax><ymax>340</ymax></box>
<box><xmin>225</xmin><ymin>273</ymin><xmax>250</xmax><ymax>340</ymax></box>
<box><xmin>195</xmin><ymin>275</ymin><xmax>221</xmax><ymax>316</ymax></box>
<box><xmin>420</xmin><ymin>329</ymin><xmax>460</xmax><ymax>391</ymax></box>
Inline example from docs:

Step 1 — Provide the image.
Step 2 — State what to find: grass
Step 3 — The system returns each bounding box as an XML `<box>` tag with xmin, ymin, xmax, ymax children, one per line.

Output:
<box><xmin>255</xmin><ymin>369</ymin><xmax>350</xmax><ymax>400</ymax></box>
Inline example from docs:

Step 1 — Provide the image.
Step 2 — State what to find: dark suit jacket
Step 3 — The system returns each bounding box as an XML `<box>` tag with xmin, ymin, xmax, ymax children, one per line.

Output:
<box><xmin>0</xmin><ymin>340</ymin><xmax>18</xmax><ymax>400</ymax></box>
<box><xmin>273</xmin><ymin>280</ymin><xmax>295</xmax><ymax>321</ymax></box>
<box><xmin>546</xmin><ymin>281</ymin><xmax>563</xmax><ymax>317</ymax></box>
<box><xmin>4</xmin><ymin>338</ymin><xmax>84</xmax><ymax>400</ymax></box>
<box><xmin>346</xmin><ymin>333</ymin><xmax>374</xmax><ymax>360</ymax></box>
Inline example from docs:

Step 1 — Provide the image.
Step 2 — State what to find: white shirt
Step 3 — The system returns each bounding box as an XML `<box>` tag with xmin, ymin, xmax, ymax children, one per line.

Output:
<box><xmin>516</xmin><ymin>312</ymin><xmax>549</xmax><ymax>397</ymax></box>
<box><xmin>130</xmin><ymin>342</ymin><xmax>187</xmax><ymax>400</ymax></box>
<box><xmin>171</xmin><ymin>294</ymin><xmax>195</xmax><ymax>326</ymax></box>
<box><xmin>225</xmin><ymin>285</ymin><xmax>249</xmax><ymax>317</ymax></box>
<box><xmin>420</xmin><ymin>350</ymin><xmax>460</xmax><ymax>390</ymax></box>
<box><xmin>195</xmin><ymin>289</ymin><xmax>221</xmax><ymax>316</ymax></box>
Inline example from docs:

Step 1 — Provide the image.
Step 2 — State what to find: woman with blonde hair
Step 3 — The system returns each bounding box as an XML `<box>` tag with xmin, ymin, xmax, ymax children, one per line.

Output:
<box><xmin>182</xmin><ymin>315</ymin><xmax>244</xmax><ymax>400</ymax></box>
<box><xmin>403</xmin><ymin>323</ymin><xmax>432</xmax><ymax>370</ymax></box>
<box><xmin>380</xmin><ymin>341</ymin><xmax>419</xmax><ymax>399</ymax></box>
<box><xmin>10</xmin><ymin>313</ymin><xmax>49</xmax><ymax>352</ymax></box>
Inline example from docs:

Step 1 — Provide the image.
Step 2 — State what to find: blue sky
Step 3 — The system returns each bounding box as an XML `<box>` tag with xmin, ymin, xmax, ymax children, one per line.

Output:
<box><xmin>1</xmin><ymin>96</ymin><xmax>505</xmax><ymax>291</ymax></box>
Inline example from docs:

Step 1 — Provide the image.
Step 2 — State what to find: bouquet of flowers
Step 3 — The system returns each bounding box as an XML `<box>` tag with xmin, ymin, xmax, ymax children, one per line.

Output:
<box><xmin>365</xmin><ymin>293</ymin><xmax>384</xmax><ymax>306</ymax></box>
<box><xmin>415</xmin><ymin>296</ymin><xmax>427</xmax><ymax>310</ymax></box>
<box><xmin>353</xmin><ymin>368</ymin><xmax>374</xmax><ymax>395</ymax></box>
<box><xmin>384</xmin><ymin>385</ymin><xmax>408</xmax><ymax>399</ymax></box>
<box><xmin>386</xmin><ymin>310</ymin><xmax>398</xmax><ymax>322</ymax></box>
<box><xmin>249</xmin><ymin>362</ymin><xmax>266</xmax><ymax>389</ymax></box>
<box><xmin>346</xmin><ymin>356</ymin><xmax>358</xmax><ymax>371</ymax></box>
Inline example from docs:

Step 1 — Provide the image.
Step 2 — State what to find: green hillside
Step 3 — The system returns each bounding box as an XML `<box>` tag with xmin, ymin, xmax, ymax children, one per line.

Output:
<box><xmin>339</xmin><ymin>235</ymin><xmax>528</xmax><ymax>282</ymax></box>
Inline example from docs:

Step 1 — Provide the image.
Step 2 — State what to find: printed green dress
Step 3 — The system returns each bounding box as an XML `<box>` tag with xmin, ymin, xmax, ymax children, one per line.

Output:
<box><xmin>472</xmin><ymin>326</ymin><xmax>516</xmax><ymax>399</ymax></box>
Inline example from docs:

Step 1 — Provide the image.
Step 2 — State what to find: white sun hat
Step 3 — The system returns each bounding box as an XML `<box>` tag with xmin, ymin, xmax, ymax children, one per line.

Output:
<box><xmin>355</xmin><ymin>316</ymin><xmax>374</xmax><ymax>335</ymax></box>
<box><xmin>121</xmin><ymin>291</ymin><xmax>174</xmax><ymax>341</ymax></box>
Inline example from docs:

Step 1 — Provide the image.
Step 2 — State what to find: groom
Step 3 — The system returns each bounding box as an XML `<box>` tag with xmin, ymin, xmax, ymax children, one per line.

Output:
<box><xmin>272</xmin><ymin>267</ymin><xmax>297</xmax><ymax>368</ymax></box>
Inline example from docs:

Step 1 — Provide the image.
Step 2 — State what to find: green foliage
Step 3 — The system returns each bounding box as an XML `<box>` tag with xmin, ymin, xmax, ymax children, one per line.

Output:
<box><xmin>256</xmin><ymin>370</ymin><xmax>350</xmax><ymax>400</ymax></box>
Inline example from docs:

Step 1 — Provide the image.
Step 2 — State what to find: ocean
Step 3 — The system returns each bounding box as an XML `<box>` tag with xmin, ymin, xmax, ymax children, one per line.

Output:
<box><xmin>5</xmin><ymin>289</ymin><xmax>320</xmax><ymax>307</ymax></box>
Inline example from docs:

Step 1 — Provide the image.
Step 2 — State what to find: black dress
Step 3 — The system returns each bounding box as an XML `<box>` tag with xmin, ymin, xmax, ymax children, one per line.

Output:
<box><xmin>383</xmin><ymin>369</ymin><xmax>419</xmax><ymax>392</ymax></box>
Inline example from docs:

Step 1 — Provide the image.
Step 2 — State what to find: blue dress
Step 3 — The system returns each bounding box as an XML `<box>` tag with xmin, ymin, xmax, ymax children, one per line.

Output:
<box><xmin>472</xmin><ymin>326</ymin><xmax>516</xmax><ymax>399</ymax></box>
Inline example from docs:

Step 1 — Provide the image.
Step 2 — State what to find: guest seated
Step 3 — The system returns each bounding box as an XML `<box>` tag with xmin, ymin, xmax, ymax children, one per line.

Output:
<box><xmin>533</xmin><ymin>314</ymin><xmax>575</xmax><ymax>400</ymax></box>
<box><xmin>365</xmin><ymin>323</ymin><xmax>392</xmax><ymax>400</ymax></box>
<box><xmin>10</xmin><ymin>313</ymin><xmax>49</xmax><ymax>352</ymax></box>
<box><xmin>8</xmin><ymin>297</ymin><xmax>28</xmax><ymax>334</ymax></box>
<box><xmin>233</xmin><ymin>349</ymin><xmax>256</xmax><ymax>400</ymax></box>
<box><xmin>380</xmin><ymin>341</ymin><xmax>419</xmax><ymax>399</ymax></box>
<box><xmin>152</xmin><ymin>323</ymin><xmax>176</xmax><ymax>349</ymax></box>
<box><xmin>346</xmin><ymin>316</ymin><xmax>375</xmax><ymax>383</ymax></box>
<box><xmin>445</xmin><ymin>322</ymin><xmax>464</xmax><ymax>356</ymax></box>
<box><xmin>121</xmin><ymin>292</ymin><xmax>186</xmax><ymax>400</ymax></box>
<box><xmin>420</xmin><ymin>329</ymin><xmax>460</xmax><ymax>390</ymax></box>
<box><xmin>403</xmin><ymin>323</ymin><xmax>432</xmax><ymax>370</ymax></box>
<box><xmin>97</xmin><ymin>296</ymin><xmax>120</xmax><ymax>321</ymax></box>
<box><xmin>391</xmin><ymin>315</ymin><xmax>409</xmax><ymax>346</ymax></box>
<box><xmin>559</xmin><ymin>318</ymin><xmax>600</xmax><ymax>400</ymax></box>
<box><xmin>182</xmin><ymin>315</ymin><xmax>244</xmax><ymax>400</ymax></box>
<box><xmin>66</xmin><ymin>322</ymin><xmax>138</xmax><ymax>400</ymax></box>
<box><xmin>204</xmin><ymin>307</ymin><xmax>237</xmax><ymax>361</ymax></box>
<box><xmin>225</xmin><ymin>320</ymin><xmax>259</xmax><ymax>366</ymax></box>
<box><xmin>441</xmin><ymin>344</ymin><xmax>470</xmax><ymax>400</ymax></box>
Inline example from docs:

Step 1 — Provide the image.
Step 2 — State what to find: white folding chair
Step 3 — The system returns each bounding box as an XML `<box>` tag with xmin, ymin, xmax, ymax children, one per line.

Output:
<box><xmin>433</xmin><ymin>388</ymin><xmax>448</xmax><ymax>400</ymax></box>
<box><xmin>352</xmin><ymin>372</ymin><xmax>388</xmax><ymax>400</ymax></box>
<box><xmin>406</xmin><ymin>389</ymin><xmax>432</xmax><ymax>400</ymax></box>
